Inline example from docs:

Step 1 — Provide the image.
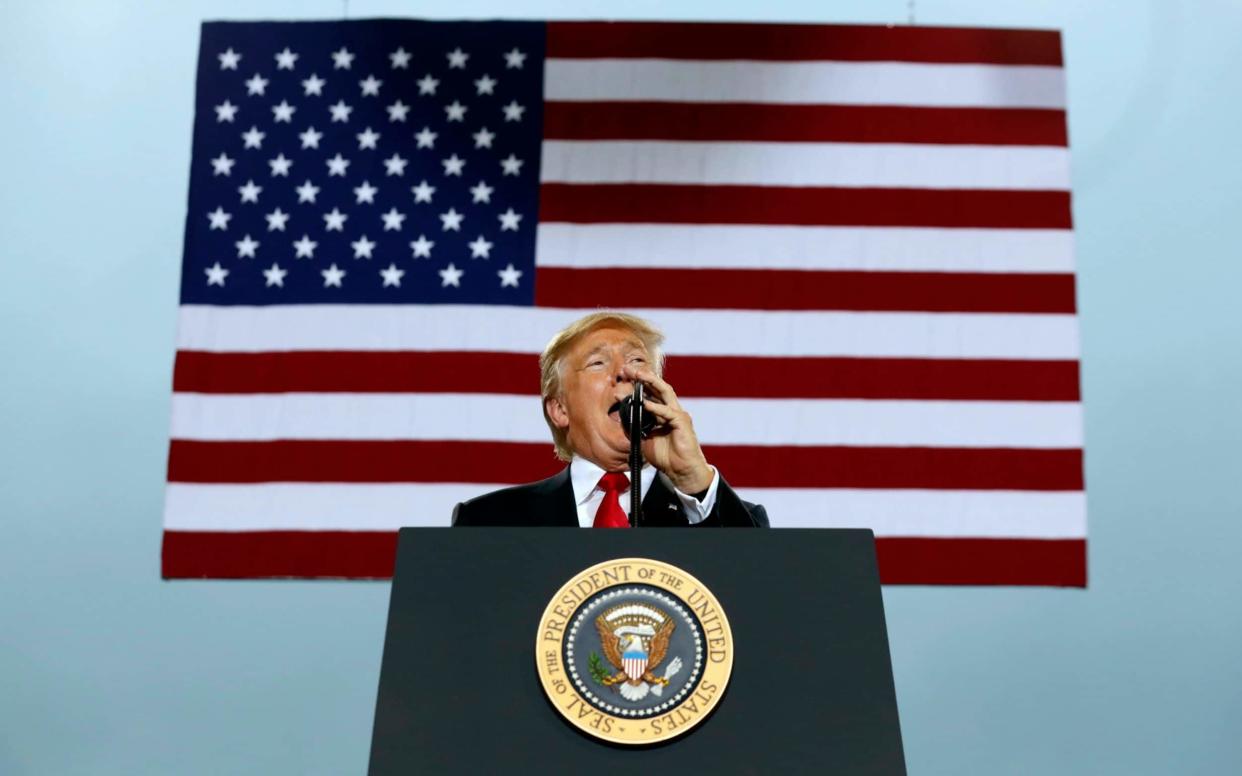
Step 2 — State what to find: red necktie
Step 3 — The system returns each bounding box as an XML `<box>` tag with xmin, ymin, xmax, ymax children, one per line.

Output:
<box><xmin>592</xmin><ymin>472</ymin><xmax>631</xmax><ymax>529</ymax></box>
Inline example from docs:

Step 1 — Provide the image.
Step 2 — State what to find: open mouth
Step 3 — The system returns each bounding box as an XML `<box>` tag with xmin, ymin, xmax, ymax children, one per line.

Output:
<box><xmin>607</xmin><ymin>399</ymin><xmax>623</xmax><ymax>424</ymax></box>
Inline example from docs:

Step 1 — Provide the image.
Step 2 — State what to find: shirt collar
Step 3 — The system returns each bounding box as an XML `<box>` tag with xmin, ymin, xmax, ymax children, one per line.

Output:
<box><xmin>570</xmin><ymin>455</ymin><xmax>658</xmax><ymax>506</ymax></box>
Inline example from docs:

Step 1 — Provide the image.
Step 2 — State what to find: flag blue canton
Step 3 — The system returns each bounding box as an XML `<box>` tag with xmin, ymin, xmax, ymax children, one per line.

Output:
<box><xmin>180</xmin><ymin>20</ymin><xmax>545</xmax><ymax>305</ymax></box>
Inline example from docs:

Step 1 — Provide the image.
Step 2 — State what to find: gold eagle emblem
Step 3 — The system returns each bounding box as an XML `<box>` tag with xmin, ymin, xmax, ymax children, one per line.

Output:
<box><xmin>592</xmin><ymin>603</ymin><xmax>683</xmax><ymax>702</ymax></box>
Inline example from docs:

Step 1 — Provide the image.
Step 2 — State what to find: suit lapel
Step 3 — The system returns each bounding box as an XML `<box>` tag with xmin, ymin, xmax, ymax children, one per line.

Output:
<box><xmin>638</xmin><ymin>474</ymin><xmax>687</xmax><ymax>527</ymax></box>
<box><xmin>529</xmin><ymin>467</ymin><xmax>577</xmax><ymax>527</ymax></box>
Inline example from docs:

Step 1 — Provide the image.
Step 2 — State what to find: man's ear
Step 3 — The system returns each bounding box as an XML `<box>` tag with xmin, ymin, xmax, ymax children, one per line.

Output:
<box><xmin>545</xmin><ymin>395</ymin><xmax>569</xmax><ymax>429</ymax></box>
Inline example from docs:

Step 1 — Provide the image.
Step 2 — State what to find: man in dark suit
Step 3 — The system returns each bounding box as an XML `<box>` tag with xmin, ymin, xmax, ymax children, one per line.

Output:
<box><xmin>452</xmin><ymin>312</ymin><xmax>768</xmax><ymax>528</ymax></box>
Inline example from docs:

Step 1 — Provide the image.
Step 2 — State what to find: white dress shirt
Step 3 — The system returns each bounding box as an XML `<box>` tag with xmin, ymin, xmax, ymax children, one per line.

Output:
<box><xmin>569</xmin><ymin>455</ymin><xmax>720</xmax><ymax>528</ymax></box>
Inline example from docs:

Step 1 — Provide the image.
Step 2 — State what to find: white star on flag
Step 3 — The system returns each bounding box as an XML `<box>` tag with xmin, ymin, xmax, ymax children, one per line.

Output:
<box><xmin>439</xmin><ymin>208</ymin><xmax>463</xmax><ymax>231</ymax></box>
<box><xmin>235</xmin><ymin>234</ymin><xmax>260</xmax><ymax>257</ymax></box>
<box><xmin>293</xmin><ymin>235</ymin><xmax>317</xmax><ymax>258</ymax></box>
<box><xmin>357</xmin><ymin>128</ymin><xmax>380</xmax><ymax>149</ymax></box>
<box><xmin>470</xmin><ymin>181</ymin><xmax>493</xmax><ymax>203</ymax></box>
<box><xmin>417</xmin><ymin>74</ymin><xmax>439</xmax><ymax>95</ymax></box>
<box><xmin>299</xmin><ymin>127</ymin><xmax>324</xmax><ymax>149</ymax></box>
<box><xmin>446</xmin><ymin>48</ymin><xmax>469</xmax><ymax>68</ymax></box>
<box><xmin>504</xmin><ymin>47</ymin><xmax>526</xmax><ymax>69</ymax></box>
<box><xmin>439</xmin><ymin>262</ymin><xmax>464</xmax><ymax>286</ymax></box>
<box><xmin>468</xmin><ymin>236</ymin><xmax>493</xmax><ymax>258</ymax></box>
<box><xmin>332</xmin><ymin>47</ymin><xmax>355</xmax><ymax>69</ymax></box>
<box><xmin>360</xmin><ymin>75</ymin><xmax>382</xmax><ymax>96</ymax></box>
<box><xmin>272</xmin><ymin>101</ymin><xmax>295</xmax><ymax>122</ymax></box>
<box><xmin>242</xmin><ymin>126</ymin><xmax>265</xmax><ymax>148</ymax></box>
<box><xmin>384</xmin><ymin>154</ymin><xmax>408</xmax><ymax>176</ymax></box>
<box><xmin>472</xmin><ymin>128</ymin><xmax>495</xmax><ymax>148</ymax></box>
<box><xmin>387</xmin><ymin>101</ymin><xmax>410</xmax><ymax>121</ymax></box>
<box><xmin>381</xmin><ymin>208</ymin><xmax>406</xmax><ymax>231</ymax></box>
<box><xmin>302</xmin><ymin>74</ymin><xmax>325</xmax><ymax>96</ymax></box>
<box><xmin>265</xmin><ymin>208</ymin><xmax>289</xmax><ymax>231</ymax></box>
<box><xmin>409</xmin><ymin>235</ymin><xmax>434</xmax><ymax>257</ymax></box>
<box><xmin>498</xmin><ymin>208</ymin><xmax>522</xmax><ymax>231</ymax></box>
<box><xmin>275</xmin><ymin>47</ymin><xmax>298</xmax><ymax>69</ymax></box>
<box><xmin>295</xmin><ymin>180</ymin><xmax>320</xmax><ymax>203</ymax></box>
<box><xmin>502</xmin><ymin>101</ymin><xmax>525</xmax><ymax>122</ymax></box>
<box><xmin>321</xmin><ymin>263</ymin><xmax>346</xmax><ymax>286</ymax></box>
<box><xmin>497</xmin><ymin>263</ymin><xmax>523</xmax><ymax>287</ymax></box>
<box><xmin>351</xmin><ymin>235</ymin><xmax>376</xmax><ymax>259</ymax></box>
<box><xmin>329</xmin><ymin>100</ymin><xmax>353</xmax><ymax>122</ymax></box>
<box><xmin>474</xmin><ymin>75</ymin><xmax>497</xmax><ymax>95</ymax></box>
<box><xmin>207</xmin><ymin>207</ymin><xmax>231</xmax><ymax>230</ymax></box>
<box><xmin>411</xmin><ymin>180</ymin><xmax>436</xmax><ymax>203</ymax></box>
<box><xmin>442</xmin><ymin>155</ymin><xmax>465</xmax><ymax>176</ymax></box>
<box><xmin>238</xmin><ymin>180</ymin><xmax>262</xmax><ymax>203</ymax></box>
<box><xmin>389</xmin><ymin>48</ymin><xmax>411</xmax><ymax>69</ymax></box>
<box><xmin>246</xmin><ymin>74</ymin><xmax>268</xmax><ymax>95</ymax></box>
<box><xmin>218</xmin><ymin>48</ymin><xmax>241</xmax><ymax>70</ymax></box>
<box><xmin>215</xmin><ymin>101</ymin><xmax>238</xmax><ymax>122</ymax></box>
<box><xmin>326</xmin><ymin>154</ymin><xmax>350</xmax><ymax>176</ymax></box>
<box><xmin>211</xmin><ymin>153</ymin><xmax>235</xmax><ymax>176</ymax></box>
<box><xmin>445</xmin><ymin>101</ymin><xmax>467</xmax><ymax>122</ymax></box>
<box><xmin>354</xmin><ymin>181</ymin><xmax>378</xmax><ymax>204</ymax></box>
<box><xmin>380</xmin><ymin>263</ymin><xmax>405</xmax><ymax>287</ymax></box>
<box><xmin>323</xmin><ymin>208</ymin><xmax>347</xmax><ymax>230</ymax></box>
<box><xmin>415</xmin><ymin>127</ymin><xmax>437</xmax><ymax>148</ymax></box>
<box><xmin>500</xmin><ymin>154</ymin><xmax>523</xmax><ymax>176</ymax></box>
<box><xmin>268</xmin><ymin>154</ymin><xmax>293</xmax><ymax>176</ymax></box>
<box><xmin>263</xmin><ymin>263</ymin><xmax>288</xmax><ymax>287</ymax></box>
<box><xmin>205</xmin><ymin>262</ymin><xmax>229</xmax><ymax>284</ymax></box>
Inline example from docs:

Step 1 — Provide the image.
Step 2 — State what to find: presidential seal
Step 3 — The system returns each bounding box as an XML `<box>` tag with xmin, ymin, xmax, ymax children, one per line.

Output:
<box><xmin>535</xmin><ymin>558</ymin><xmax>733</xmax><ymax>745</ymax></box>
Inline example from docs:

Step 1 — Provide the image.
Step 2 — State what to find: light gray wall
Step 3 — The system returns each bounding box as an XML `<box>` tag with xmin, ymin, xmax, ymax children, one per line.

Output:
<box><xmin>2</xmin><ymin>1</ymin><xmax>1240</xmax><ymax>773</ymax></box>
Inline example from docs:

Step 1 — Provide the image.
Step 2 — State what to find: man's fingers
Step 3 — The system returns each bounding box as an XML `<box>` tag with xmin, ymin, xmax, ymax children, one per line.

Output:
<box><xmin>641</xmin><ymin>398</ymin><xmax>678</xmax><ymax>420</ymax></box>
<box><xmin>628</xmin><ymin>367</ymin><xmax>682</xmax><ymax>410</ymax></box>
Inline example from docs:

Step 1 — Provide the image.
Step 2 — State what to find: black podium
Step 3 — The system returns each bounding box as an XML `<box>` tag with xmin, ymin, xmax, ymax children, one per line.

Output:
<box><xmin>369</xmin><ymin>528</ymin><xmax>905</xmax><ymax>774</ymax></box>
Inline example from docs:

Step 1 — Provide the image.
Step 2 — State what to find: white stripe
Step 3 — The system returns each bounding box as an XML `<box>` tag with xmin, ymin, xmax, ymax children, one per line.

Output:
<box><xmin>741</xmin><ymin>488</ymin><xmax>1087</xmax><ymax>537</ymax></box>
<box><xmin>540</xmin><ymin>141</ymin><xmax>1071</xmax><ymax>190</ymax></box>
<box><xmin>545</xmin><ymin>59</ymin><xmax>1066</xmax><ymax>109</ymax></box>
<box><xmin>169</xmin><ymin>393</ymin><xmax>1083</xmax><ymax>447</ymax></box>
<box><xmin>162</xmin><ymin>482</ymin><xmax>1085</xmax><ymax>538</ymax></box>
<box><xmin>177</xmin><ymin>305</ymin><xmax>1081</xmax><ymax>359</ymax></box>
<box><xmin>535</xmin><ymin>225</ymin><xmax>1076</xmax><ymax>273</ymax></box>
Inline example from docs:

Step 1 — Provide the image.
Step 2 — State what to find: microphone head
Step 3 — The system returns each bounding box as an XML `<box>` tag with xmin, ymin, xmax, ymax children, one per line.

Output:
<box><xmin>618</xmin><ymin>387</ymin><xmax>657</xmax><ymax>439</ymax></box>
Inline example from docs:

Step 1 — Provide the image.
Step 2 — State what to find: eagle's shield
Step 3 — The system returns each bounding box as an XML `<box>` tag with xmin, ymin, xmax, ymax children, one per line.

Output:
<box><xmin>622</xmin><ymin>646</ymin><xmax>648</xmax><ymax>681</ymax></box>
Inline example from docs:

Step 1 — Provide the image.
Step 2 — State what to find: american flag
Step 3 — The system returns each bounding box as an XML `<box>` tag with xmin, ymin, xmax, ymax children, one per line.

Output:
<box><xmin>163</xmin><ymin>20</ymin><xmax>1085</xmax><ymax>585</ymax></box>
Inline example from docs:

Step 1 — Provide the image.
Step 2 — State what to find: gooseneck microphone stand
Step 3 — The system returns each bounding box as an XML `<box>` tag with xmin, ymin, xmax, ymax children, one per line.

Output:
<box><xmin>627</xmin><ymin>383</ymin><xmax>645</xmax><ymax>528</ymax></box>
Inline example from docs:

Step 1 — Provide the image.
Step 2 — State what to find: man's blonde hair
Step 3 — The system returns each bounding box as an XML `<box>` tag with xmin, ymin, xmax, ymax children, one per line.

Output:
<box><xmin>540</xmin><ymin>311</ymin><xmax>666</xmax><ymax>462</ymax></box>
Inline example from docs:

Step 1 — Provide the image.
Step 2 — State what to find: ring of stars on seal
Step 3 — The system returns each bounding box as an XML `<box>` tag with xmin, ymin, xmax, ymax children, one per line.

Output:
<box><xmin>566</xmin><ymin>587</ymin><xmax>704</xmax><ymax>718</ymax></box>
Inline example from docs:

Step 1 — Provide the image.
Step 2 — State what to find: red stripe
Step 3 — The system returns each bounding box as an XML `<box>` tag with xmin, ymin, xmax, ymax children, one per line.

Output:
<box><xmin>543</xmin><ymin>103</ymin><xmax>1069</xmax><ymax>146</ymax></box>
<box><xmin>546</xmin><ymin>22</ymin><xmax>1063</xmax><ymax>66</ymax></box>
<box><xmin>173</xmin><ymin>351</ymin><xmax>538</xmax><ymax>394</ymax></box>
<box><xmin>167</xmin><ymin>440</ymin><xmax>1084</xmax><ymax>491</ymax></box>
<box><xmin>535</xmin><ymin>267</ymin><xmax>1076</xmax><ymax>314</ymax></box>
<box><xmin>875</xmin><ymin>537</ymin><xmax>1086</xmax><ymax>586</ymax></box>
<box><xmin>161</xmin><ymin>531</ymin><xmax>1084</xmax><ymax>585</ymax></box>
<box><xmin>538</xmin><ymin>184</ymin><xmax>1073</xmax><ymax>229</ymax></box>
<box><xmin>172</xmin><ymin>351</ymin><xmax>1080</xmax><ymax>401</ymax></box>
<box><xmin>162</xmin><ymin>530</ymin><xmax>399</xmax><ymax>579</ymax></box>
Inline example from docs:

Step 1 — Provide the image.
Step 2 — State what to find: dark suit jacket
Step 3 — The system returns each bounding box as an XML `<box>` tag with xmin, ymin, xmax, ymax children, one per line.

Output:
<box><xmin>451</xmin><ymin>466</ymin><xmax>768</xmax><ymax>528</ymax></box>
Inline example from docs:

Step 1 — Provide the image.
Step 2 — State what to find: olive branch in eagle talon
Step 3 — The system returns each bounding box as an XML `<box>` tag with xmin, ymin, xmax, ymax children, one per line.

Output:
<box><xmin>587</xmin><ymin>652</ymin><xmax>614</xmax><ymax>685</ymax></box>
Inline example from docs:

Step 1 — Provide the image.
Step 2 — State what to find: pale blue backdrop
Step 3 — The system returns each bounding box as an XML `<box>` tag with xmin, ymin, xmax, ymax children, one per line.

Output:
<box><xmin>2</xmin><ymin>1</ymin><xmax>1240</xmax><ymax>773</ymax></box>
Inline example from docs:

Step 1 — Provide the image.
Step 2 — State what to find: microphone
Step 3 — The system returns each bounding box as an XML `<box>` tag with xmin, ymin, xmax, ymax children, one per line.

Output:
<box><xmin>617</xmin><ymin>383</ymin><xmax>654</xmax><ymax>526</ymax></box>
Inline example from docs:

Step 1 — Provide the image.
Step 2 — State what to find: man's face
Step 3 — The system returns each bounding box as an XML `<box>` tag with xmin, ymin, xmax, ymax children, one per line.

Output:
<box><xmin>546</xmin><ymin>326</ymin><xmax>653</xmax><ymax>471</ymax></box>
